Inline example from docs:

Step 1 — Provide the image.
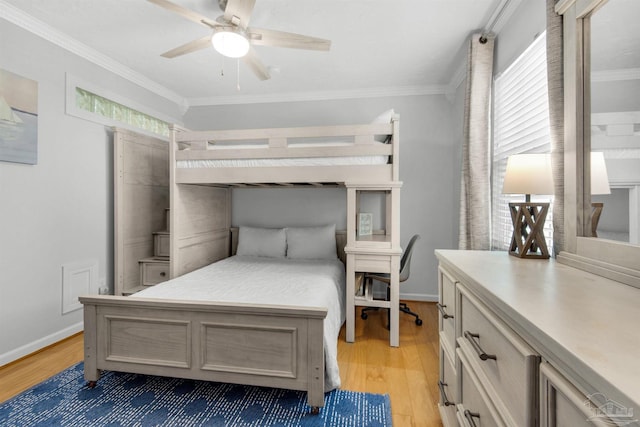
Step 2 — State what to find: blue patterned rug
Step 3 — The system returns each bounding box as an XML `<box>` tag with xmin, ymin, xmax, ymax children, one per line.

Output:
<box><xmin>0</xmin><ymin>363</ymin><xmax>391</xmax><ymax>426</ymax></box>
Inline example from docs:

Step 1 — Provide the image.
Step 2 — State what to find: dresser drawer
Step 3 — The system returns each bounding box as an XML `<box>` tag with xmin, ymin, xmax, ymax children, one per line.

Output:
<box><xmin>540</xmin><ymin>363</ymin><xmax>617</xmax><ymax>427</ymax></box>
<box><xmin>458</xmin><ymin>285</ymin><xmax>539</xmax><ymax>427</ymax></box>
<box><xmin>456</xmin><ymin>348</ymin><xmax>506</xmax><ymax>427</ymax></box>
<box><xmin>139</xmin><ymin>258</ymin><xmax>169</xmax><ymax>286</ymax></box>
<box><xmin>354</xmin><ymin>254</ymin><xmax>391</xmax><ymax>273</ymax></box>
<box><xmin>438</xmin><ymin>266</ymin><xmax>457</xmax><ymax>356</ymax></box>
<box><xmin>438</xmin><ymin>342</ymin><xmax>459</xmax><ymax>427</ymax></box>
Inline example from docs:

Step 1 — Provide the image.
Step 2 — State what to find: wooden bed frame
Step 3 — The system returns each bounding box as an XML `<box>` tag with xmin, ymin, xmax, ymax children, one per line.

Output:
<box><xmin>80</xmin><ymin>295</ymin><xmax>327</xmax><ymax>411</ymax></box>
<box><xmin>85</xmin><ymin>116</ymin><xmax>399</xmax><ymax>413</ymax></box>
<box><xmin>82</xmin><ymin>231</ymin><xmax>347</xmax><ymax>412</ymax></box>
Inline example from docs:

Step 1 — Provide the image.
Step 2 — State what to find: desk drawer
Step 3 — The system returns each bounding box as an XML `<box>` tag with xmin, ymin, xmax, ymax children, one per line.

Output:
<box><xmin>458</xmin><ymin>285</ymin><xmax>539</xmax><ymax>427</ymax></box>
<box><xmin>438</xmin><ymin>266</ymin><xmax>457</xmax><ymax>356</ymax></box>
<box><xmin>457</xmin><ymin>348</ymin><xmax>505</xmax><ymax>427</ymax></box>
<box><xmin>354</xmin><ymin>254</ymin><xmax>391</xmax><ymax>273</ymax></box>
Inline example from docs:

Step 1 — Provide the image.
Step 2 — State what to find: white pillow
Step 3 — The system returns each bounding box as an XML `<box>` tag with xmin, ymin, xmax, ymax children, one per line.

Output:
<box><xmin>370</xmin><ymin>109</ymin><xmax>395</xmax><ymax>142</ymax></box>
<box><xmin>286</xmin><ymin>225</ymin><xmax>337</xmax><ymax>260</ymax></box>
<box><xmin>236</xmin><ymin>226</ymin><xmax>286</xmax><ymax>258</ymax></box>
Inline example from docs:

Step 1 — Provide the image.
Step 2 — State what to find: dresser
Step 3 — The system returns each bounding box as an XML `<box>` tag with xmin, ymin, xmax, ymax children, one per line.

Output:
<box><xmin>436</xmin><ymin>250</ymin><xmax>640</xmax><ymax>427</ymax></box>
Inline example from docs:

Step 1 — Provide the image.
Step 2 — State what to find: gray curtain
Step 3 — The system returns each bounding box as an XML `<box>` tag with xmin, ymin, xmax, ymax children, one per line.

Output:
<box><xmin>547</xmin><ymin>0</ymin><xmax>564</xmax><ymax>256</ymax></box>
<box><xmin>459</xmin><ymin>33</ymin><xmax>495</xmax><ymax>250</ymax></box>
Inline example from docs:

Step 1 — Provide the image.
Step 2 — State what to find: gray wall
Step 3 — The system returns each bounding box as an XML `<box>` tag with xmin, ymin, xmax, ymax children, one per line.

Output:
<box><xmin>185</xmin><ymin>96</ymin><xmax>459</xmax><ymax>301</ymax></box>
<box><xmin>0</xmin><ymin>21</ymin><xmax>181</xmax><ymax>364</ymax></box>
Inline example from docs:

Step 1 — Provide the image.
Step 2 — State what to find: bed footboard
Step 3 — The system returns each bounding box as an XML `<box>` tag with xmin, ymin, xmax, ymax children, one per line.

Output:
<box><xmin>80</xmin><ymin>296</ymin><xmax>326</xmax><ymax>411</ymax></box>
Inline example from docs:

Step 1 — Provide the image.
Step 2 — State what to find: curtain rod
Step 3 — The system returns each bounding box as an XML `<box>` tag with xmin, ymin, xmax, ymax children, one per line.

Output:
<box><xmin>480</xmin><ymin>0</ymin><xmax>515</xmax><ymax>43</ymax></box>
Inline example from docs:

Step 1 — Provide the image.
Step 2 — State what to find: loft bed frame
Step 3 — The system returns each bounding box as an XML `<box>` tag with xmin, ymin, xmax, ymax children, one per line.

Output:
<box><xmin>83</xmin><ymin>115</ymin><xmax>400</xmax><ymax>413</ymax></box>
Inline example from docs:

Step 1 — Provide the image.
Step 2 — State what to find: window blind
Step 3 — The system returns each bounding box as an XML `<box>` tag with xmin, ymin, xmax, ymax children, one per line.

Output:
<box><xmin>492</xmin><ymin>33</ymin><xmax>553</xmax><ymax>251</ymax></box>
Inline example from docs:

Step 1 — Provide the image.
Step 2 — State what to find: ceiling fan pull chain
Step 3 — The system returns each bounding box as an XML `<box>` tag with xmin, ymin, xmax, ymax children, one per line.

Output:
<box><xmin>236</xmin><ymin>59</ymin><xmax>241</xmax><ymax>91</ymax></box>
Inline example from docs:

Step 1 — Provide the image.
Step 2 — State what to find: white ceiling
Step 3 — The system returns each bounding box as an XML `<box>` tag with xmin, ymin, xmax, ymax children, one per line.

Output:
<box><xmin>2</xmin><ymin>0</ymin><xmax>509</xmax><ymax>106</ymax></box>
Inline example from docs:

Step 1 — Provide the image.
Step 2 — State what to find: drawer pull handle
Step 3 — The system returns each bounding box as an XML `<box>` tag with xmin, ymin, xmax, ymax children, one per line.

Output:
<box><xmin>160</xmin><ymin>272</ymin><xmax>166</xmax><ymax>277</ymax></box>
<box><xmin>437</xmin><ymin>380</ymin><xmax>454</xmax><ymax>406</ymax></box>
<box><xmin>437</xmin><ymin>303</ymin><xmax>454</xmax><ymax>319</ymax></box>
<box><xmin>464</xmin><ymin>410</ymin><xmax>480</xmax><ymax>427</ymax></box>
<box><xmin>464</xmin><ymin>331</ymin><xmax>497</xmax><ymax>361</ymax></box>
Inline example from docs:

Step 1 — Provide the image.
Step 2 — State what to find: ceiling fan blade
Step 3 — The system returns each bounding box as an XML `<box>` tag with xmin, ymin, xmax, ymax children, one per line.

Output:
<box><xmin>223</xmin><ymin>0</ymin><xmax>256</xmax><ymax>27</ymax></box>
<box><xmin>242</xmin><ymin>47</ymin><xmax>270</xmax><ymax>80</ymax></box>
<box><xmin>147</xmin><ymin>0</ymin><xmax>216</xmax><ymax>28</ymax></box>
<box><xmin>248</xmin><ymin>28</ymin><xmax>331</xmax><ymax>51</ymax></box>
<box><xmin>161</xmin><ymin>35</ymin><xmax>212</xmax><ymax>58</ymax></box>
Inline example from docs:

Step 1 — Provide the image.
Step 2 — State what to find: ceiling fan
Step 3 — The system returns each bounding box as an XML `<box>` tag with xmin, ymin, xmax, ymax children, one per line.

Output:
<box><xmin>147</xmin><ymin>0</ymin><xmax>331</xmax><ymax>81</ymax></box>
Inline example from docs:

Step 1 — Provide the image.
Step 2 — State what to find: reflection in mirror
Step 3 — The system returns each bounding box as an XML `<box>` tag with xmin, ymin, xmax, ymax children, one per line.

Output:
<box><xmin>590</xmin><ymin>0</ymin><xmax>640</xmax><ymax>245</ymax></box>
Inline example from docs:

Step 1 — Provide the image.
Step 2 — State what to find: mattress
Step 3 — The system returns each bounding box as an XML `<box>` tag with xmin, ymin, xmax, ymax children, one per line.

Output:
<box><xmin>133</xmin><ymin>255</ymin><xmax>346</xmax><ymax>391</ymax></box>
<box><xmin>176</xmin><ymin>141</ymin><xmax>389</xmax><ymax>168</ymax></box>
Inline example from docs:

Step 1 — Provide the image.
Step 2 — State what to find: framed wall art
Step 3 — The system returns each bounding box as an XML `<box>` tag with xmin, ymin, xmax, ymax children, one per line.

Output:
<box><xmin>0</xmin><ymin>68</ymin><xmax>38</xmax><ymax>165</ymax></box>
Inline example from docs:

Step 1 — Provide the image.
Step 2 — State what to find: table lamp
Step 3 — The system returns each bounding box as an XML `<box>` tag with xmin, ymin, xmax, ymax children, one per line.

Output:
<box><xmin>590</xmin><ymin>151</ymin><xmax>611</xmax><ymax>237</ymax></box>
<box><xmin>502</xmin><ymin>153</ymin><xmax>554</xmax><ymax>258</ymax></box>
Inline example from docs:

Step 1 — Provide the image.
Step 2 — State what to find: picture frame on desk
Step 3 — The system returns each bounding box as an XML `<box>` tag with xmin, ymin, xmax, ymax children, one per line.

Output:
<box><xmin>358</xmin><ymin>213</ymin><xmax>373</xmax><ymax>237</ymax></box>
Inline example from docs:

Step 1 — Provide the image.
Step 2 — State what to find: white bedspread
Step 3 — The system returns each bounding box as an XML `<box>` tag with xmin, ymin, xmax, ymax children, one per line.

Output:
<box><xmin>132</xmin><ymin>256</ymin><xmax>346</xmax><ymax>391</ymax></box>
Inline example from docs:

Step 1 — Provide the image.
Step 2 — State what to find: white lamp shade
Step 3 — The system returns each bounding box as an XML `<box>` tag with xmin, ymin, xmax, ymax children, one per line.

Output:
<box><xmin>502</xmin><ymin>153</ymin><xmax>554</xmax><ymax>195</ymax></box>
<box><xmin>591</xmin><ymin>152</ymin><xmax>611</xmax><ymax>195</ymax></box>
<box><xmin>211</xmin><ymin>29</ymin><xmax>250</xmax><ymax>58</ymax></box>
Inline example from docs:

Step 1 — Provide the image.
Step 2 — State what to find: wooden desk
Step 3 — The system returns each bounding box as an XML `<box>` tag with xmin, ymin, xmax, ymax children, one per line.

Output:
<box><xmin>345</xmin><ymin>247</ymin><xmax>402</xmax><ymax>347</ymax></box>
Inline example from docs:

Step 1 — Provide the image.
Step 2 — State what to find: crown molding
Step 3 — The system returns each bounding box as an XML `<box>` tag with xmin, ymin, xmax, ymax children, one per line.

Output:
<box><xmin>592</xmin><ymin>68</ymin><xmax>640</xmax><ymax>83</ymax></box>
<box><xmin>188</xmin><ymin>84</ymin><xmax>450</xmax><ymax>106</ymax></box>
<box><xmin>484</xmin><ymin>0</ymin><xmax>523</xmax><ymax>35</ymax></box>
<box><xmin>0</xmin><ymin>0</ymin><xmax>187</xmax><ymax>109</ymax></box>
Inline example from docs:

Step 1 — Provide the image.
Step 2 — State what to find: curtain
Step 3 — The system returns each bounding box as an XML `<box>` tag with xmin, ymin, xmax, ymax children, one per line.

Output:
<box><xmin>546</xmin><ymin>0</ymin><xmax>564</xmax><ymax>256</ymax></box>
<box><xmin>459</xmin><ymin>33</ymin><xmax>495</xmax><ymax>250</ymax></box>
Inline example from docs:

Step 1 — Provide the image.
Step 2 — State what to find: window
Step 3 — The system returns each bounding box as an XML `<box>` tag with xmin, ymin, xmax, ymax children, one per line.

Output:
<box><xmin>75</xmin><ymin>88</ymin><xmax>170</xmax><ymax>137</ymax></box>
<box><xmin>65</xmin><ymin>74</ymin><xmax>174</xmax><ymax>138</ymax></box>
<box><xmin>492</xmin><ymin>33</ymin><xmax>553</xmax><ymax>251</ymax></box>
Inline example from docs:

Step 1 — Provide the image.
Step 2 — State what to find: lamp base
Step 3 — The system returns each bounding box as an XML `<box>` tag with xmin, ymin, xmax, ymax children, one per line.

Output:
<box><xmin>591</xmin><ymin>202</ymin><xmax>604</xmax><ymax>238</ymax></box>
<box><xmin>508</xmin><ymin>202</ymin><xmax>550</xmax><ymax>259</ymax></box>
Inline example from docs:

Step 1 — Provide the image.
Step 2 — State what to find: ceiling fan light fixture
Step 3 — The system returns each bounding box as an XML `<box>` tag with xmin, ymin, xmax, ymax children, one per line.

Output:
<box><xmin>211</xmin><ymin>28</ymin><xmax>250</xmax><ymax>58</ymax></box>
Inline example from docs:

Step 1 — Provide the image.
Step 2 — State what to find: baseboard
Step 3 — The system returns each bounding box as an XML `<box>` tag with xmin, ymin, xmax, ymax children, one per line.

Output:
<box><xmin>0</xmin><ymin>322</ymin><xmax>83</xmax><ymax>367</ymax></box>
<box><xmin>400</xmin><ymin>292</ymin><xmax>439</xmax><ymax>302</ymax></box>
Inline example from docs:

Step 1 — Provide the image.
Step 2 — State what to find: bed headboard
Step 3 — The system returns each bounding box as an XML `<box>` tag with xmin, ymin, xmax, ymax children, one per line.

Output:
<box><xmin>229</xmin><ymin>227</ymin><xmax>347</xmax><ymax>265</ymax></box>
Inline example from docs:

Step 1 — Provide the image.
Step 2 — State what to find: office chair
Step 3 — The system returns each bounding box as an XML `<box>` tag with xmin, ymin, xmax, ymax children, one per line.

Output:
<box><xmin>360</xmin><ymin>234</ymin><xmax>422</xmax><ymax>327</ymax></box>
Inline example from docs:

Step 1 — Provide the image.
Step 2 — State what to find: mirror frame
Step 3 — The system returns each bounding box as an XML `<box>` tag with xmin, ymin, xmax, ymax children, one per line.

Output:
<box><xmin>556</xmin><ymin>0</ymin><xmax>640</xmax><ymax>287</ymax></box>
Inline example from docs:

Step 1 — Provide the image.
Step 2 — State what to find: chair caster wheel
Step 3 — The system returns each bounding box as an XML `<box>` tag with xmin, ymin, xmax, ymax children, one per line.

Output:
<box><xmin>361</xmin><ymin>312</ymin><xmax>368</xmax><ymax>320</ymax></box>
<box><xmin>415</xmin><ymin>318</ymin><xmax>423</xmax><ymax>326</ymax></box>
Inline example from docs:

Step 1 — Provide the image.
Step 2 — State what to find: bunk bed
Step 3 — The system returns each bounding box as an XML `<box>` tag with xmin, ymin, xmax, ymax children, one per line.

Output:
<box><xmin>81</xmin><ymin>111</ymin><xmax>400</xmax><ymax>413</ymax></box>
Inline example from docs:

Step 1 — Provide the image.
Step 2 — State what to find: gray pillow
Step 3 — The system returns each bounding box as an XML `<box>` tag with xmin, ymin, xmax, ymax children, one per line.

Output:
<box><xmin>286</xmin><ymin>225</ymin><xmax>337</xmax><ymax>260</ymax></box>
<box><xmin>237</xmin><ymin>226</ymin><xmax>286</xmax><ymax>258</ymax></box>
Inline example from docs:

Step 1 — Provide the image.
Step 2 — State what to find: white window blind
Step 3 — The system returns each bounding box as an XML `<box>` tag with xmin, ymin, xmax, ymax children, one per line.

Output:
<box><xmin>492</xmin><ymin>33</ymin><xmax>553</xmax><ymax>251</ymax></box>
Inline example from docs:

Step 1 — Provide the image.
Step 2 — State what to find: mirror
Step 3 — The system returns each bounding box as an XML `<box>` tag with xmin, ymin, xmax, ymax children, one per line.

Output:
<box><xmin>589</xmin><ymin>0</ymin><xmax>640</xmax><ymax>245</ymax></box>
<box><xmin>555</xmin><ymin>0</ymin><xmax>640</xmax><ymax>286</ymax></box>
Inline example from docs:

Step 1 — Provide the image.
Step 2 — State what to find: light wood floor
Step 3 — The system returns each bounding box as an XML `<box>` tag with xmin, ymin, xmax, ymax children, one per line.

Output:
<box><xmin>0</xmin><ymin>301</ymin><xmax>442</xmax><ymax>427</ymax></box>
